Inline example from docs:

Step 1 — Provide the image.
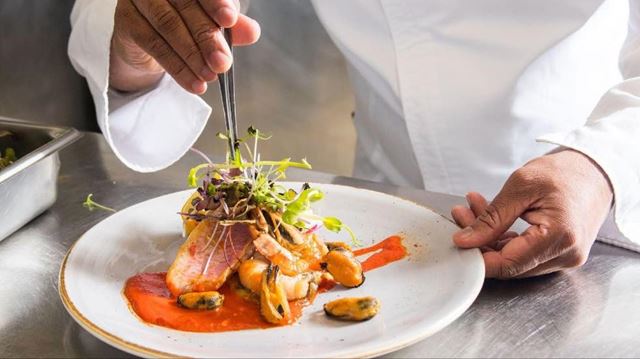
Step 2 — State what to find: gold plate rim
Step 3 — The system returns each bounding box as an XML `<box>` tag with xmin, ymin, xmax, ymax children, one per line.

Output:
<box><xmin>58</xmin><ymin>241</ymin><xmax>179</xmax><ymax>358</ymax></box>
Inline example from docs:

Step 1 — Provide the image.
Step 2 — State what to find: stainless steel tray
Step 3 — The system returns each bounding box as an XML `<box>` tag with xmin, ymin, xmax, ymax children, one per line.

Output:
<box><xmin>0</xmin><ymin>117</ymin><xmax>82</xmax><ymax>241</ymax></box>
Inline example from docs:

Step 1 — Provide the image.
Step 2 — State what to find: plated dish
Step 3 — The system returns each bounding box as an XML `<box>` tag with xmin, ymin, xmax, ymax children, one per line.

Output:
<box><xmin>123</xmin><ymin>128</ymin><xmax>410</xmax><ymax>332</ymax></box>
<box><xmin>59</xmin><ymin>129</ymin><xmax>484</xmax><ymax>357</ymax></box>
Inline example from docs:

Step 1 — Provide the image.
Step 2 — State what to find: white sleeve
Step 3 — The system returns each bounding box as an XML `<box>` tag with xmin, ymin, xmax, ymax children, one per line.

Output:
<box><xmin>68</xmin><ymin>0</ymin><xmax>210</xmax><ymax>172</ymax></box>
<box><xmin>537</xmin><ymin>1</ymin><xmax>640</xmax><ymax>250</ymax></box>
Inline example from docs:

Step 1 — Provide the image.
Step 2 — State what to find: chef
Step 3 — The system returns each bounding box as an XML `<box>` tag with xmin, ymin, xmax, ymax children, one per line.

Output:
<box><xmin>69</xmin><ymin>0</ymin><xmax>640</xmax><ymax>279</ymax></box>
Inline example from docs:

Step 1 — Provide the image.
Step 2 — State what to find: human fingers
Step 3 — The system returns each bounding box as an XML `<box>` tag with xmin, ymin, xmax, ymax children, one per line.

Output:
<box><xmin>453</xmin><ymin>204</ymin><xmax>518</xmax><ymax>251</ymax></box>
<box><xmin>168</xmin><ymin>0</ymin><xmax>232</xmax><ymax>73</ymax></box>
<box><xmin>466</xmin><ymin>192</ymin><xmax>488</xmax><ymax>217</ymax></box>
<box><xmin>515</xmin><ymin>254</ymin><xmax>587</xmax><ymax>278</ymax></box>
<box><xmin>481</xmin><ymin>231</ymin><xmax>518</xmax><ymax>253</ymax></box>
<box><xmin>514</xmin><ymin>257</ymin><xmax>566</xmax><ymax>278</ymax></box>
<box><xmin>198</xmin><ymin>0</ymin><xmax>239</xmax><ymax>27</ymax></box>
<box><xmin>198</xmin><ymin>0</ymin><xmax>261</xmax><ymax>44</ymax></box>
<box><xmin>495</xmin><ymin>231</ymin><xmax>518</xmax><ymax>248</ymax></box>
<box><xmin>453</xmin><ymin>173</ymin><xmax>535</xmax><ymax>248</ymax></box>
<box><xmin>451</xmin><ymin>205</ymin><xmax>476</xmax><ymax>228</ymax></box>
<box><xmin>515</xmin><ymin>248</ymin><xmax>588</xmax><ymax>278</ymax></box>
<box><xmin>499</xmin><ymin>231</ymin><xmax>519</xmax><ymax>240</ymax></box>
<box><xmin>483</xmin><ymin>224</ymin><xmax>568</xmax><ymax>279</ymax></box>
<box><xmin>230</xmin><ymin>14</ymin><xmax>261</xmax><ymax>46</ymax></box>
<box><xmin>121</xmin><ymin>0</ymin><xmax>206</xmax><ymax>93</ymax></box>
<box><xmin>453</xmin><ymin>191</ymin><xmax>517</xmax><ymax>235</ymax></box>
<box><xmin>132</xmin><ymin>0</ymin><xmax>214</xmax><ymax>83</ymax></box>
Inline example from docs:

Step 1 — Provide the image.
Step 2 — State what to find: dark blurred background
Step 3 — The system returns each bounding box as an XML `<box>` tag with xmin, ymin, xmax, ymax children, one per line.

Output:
<box><xmin>0</xmin><ymin>0</ymin><xmax>356</xmax><ymax>175</ymax></box>
<box><xmin>0</xmin><ymin>0</ymin><xmax>97</xmax><ymax>131</ymax></box>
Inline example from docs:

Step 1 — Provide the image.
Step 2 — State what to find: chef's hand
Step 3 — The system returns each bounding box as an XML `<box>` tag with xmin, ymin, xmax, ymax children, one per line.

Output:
<box><xmin>451</xmin><ymin>149</ymin><xmax>613</xmax><ymax>279</ymax></box>
<box><xmin>110</xmin><ymin>0</ymin><xmax>260</xmax><ymax>94</ymax></box>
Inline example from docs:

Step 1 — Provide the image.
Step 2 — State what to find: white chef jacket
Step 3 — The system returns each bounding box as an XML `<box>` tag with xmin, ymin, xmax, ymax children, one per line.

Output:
<box><xmin>69</xmin><ymin>0</ymin><xmax>640</xmax><ymax>251</ymax></box>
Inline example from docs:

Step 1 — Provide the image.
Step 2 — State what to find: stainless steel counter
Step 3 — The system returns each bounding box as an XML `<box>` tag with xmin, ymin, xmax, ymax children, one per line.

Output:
<box><xmin>1</xmin><ymin>133</ymin><xmax>639</xmax><ymax>358</ymax></box>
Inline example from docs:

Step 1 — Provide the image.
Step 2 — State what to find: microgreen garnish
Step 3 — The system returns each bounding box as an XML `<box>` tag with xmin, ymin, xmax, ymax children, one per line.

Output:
<box><xmin>83</xmin><ymin>194</ymin><xmax>116</xmax><ymax>213</ymax></box>
<box><xmin>0</xmin><ymin>147</ymin><xmax>16</xmax><ymax>170</ymax></box>
<box><xmin>187</xmin><ymin>126</ymin><xmax>360</xmax><ymax>245</ymax></box>
<box><xmin>322</xmin><ymin>217</ymin><xmax>360</xmax><ymax>246</ymax></box>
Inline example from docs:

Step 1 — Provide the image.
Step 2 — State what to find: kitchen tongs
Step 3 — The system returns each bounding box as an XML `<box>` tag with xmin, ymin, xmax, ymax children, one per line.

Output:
<box><xmin>217</xmin><ymin>28</ymin><xmax>239</xmax><ymax>160</ymax></box>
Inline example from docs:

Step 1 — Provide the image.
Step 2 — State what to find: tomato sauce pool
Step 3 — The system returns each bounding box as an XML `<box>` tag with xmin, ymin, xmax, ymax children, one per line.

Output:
<box><xmin>123</xmin><ymin>235</ymin><xmax>407</xmax><ymax>332</ymax></box>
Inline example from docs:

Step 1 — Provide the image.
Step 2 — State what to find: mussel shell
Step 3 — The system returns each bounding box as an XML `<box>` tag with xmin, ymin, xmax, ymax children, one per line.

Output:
<box><xmin>177</xmin><ymin>291</ymin><xmax>224</xmax><ymax>310</ymax></box>
<box><xmin>323</xmin><ymin>296</ymin><xmax>380</xmax><ymax>321</ymax></box>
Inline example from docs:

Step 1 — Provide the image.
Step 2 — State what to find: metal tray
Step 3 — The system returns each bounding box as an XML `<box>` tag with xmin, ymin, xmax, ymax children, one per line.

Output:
<box><xmin>0</xmin><ymin>117</ymin><xmax>82</xmax><ymax>242</ymax></box>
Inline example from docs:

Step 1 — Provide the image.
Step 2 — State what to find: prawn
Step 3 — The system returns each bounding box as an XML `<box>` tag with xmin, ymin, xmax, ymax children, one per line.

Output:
<box><xmin>238</xmin><ymin>258</ymin><xmax>320</xmax><ymax>301</ymax></box>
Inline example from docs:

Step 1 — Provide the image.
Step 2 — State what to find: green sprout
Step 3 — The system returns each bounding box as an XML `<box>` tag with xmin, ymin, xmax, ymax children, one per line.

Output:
<box><xmin>186</xmin><ymin>126</ymin><xmax>360</xmax><ymax>246</ymax></box>
<box><xmin>0</xmin><ymin>147</ymin><xmax>17</xmax><ymax>170</ymax></box>
<box><xmin>83</xmin><ymin>194</ymin><xmax>116</xmax><ymax>213</ymax></box>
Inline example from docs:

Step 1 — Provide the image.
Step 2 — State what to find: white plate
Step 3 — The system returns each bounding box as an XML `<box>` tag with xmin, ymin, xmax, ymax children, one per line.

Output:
<box><xmin>59</xmin><ymin>183</ymin><xmax>484</xmax><ymax>358</ymax></box>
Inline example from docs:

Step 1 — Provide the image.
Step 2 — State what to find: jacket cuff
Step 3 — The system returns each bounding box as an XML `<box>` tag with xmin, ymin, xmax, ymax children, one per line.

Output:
<box><xmin>68</xmin><ymin>0</ymin><xmax>117</xmax><ymax>138</ymax></box>
<box><xmin>69</xmin><ymin>0</ymin><xmax>211</xmax><ymax>172</ymax></box>
<box><xmin>107</xmin><ymin>75</ymin><xmax>210</xmax><ymax>172</ymax></box>
<box><xmin>537</xmin><ymin>109</ymin><xmax>640</xmax><ymax>250</ymax></box>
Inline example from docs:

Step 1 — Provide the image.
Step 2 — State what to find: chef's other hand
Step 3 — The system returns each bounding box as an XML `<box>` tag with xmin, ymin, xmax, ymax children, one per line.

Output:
<box><xmin>450</xmin><ymin>149</ymin><xmax>613</xmax><ymax>279</ymax></box>
<box><xmin>110</xmin><ymin>0</ymin><xmax>260</xmax><ymax>94</ymax></box>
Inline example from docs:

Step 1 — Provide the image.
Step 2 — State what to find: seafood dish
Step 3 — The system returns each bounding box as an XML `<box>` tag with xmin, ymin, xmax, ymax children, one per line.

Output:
<box><xmin>123</xmin><ymin>128</ymin><xmax>407</xmax><ymax>332</ymax></box>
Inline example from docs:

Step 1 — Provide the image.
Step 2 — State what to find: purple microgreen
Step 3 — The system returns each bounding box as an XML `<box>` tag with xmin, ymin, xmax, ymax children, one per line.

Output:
<box><xmin>183</xmin><ymin>126</ymin><xmax>359</xmax><ymax>244</ymax></box>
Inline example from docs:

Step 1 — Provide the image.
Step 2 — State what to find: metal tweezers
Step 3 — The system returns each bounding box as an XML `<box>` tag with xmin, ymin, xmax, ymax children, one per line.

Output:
<box><xmin>217</xmin><ymin>28</ymin><xmax>239</xmax><ymax>160</ymax></box>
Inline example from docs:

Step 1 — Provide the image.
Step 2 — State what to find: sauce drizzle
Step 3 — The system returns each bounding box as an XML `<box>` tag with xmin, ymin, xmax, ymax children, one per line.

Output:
<box><xmin>354</xmin><ymin>235</ymin><xmax>407</xmax><ymax>272</ymax></box>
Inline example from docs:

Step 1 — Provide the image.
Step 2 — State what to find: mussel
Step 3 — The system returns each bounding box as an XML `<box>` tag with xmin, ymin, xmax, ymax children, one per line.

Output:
<box><xmin>325</xmin><ymin>241</ymin><xmax>352</xmax><ymax>252</ymax></box>
<box><xmin>177</xmin><ymin>291</ymin><xmax>224</xmax><ymax>310</ymax></box>
<box><xmin>323</xmin><ymin>296</ymin><xmax>380</xmax><ymax>321</ymax></box>
<box><xmin>321</xmin><ymin>247</ymin><xmax>364</xmax><ymax>288</ymax></box>
<box><xmin>260</xmin><ymin>264</ymin><xmax>292</xmax><ymax>324</ymax></box>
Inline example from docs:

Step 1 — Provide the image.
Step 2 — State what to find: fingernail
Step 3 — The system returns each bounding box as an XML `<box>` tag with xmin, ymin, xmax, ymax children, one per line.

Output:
<box><xmin>456</xmin><ymin>226</ymin><xmax>474</xmax><ymax>240</ymax></box>
<box><xmin>192</xmin><ymin>81</ymin><xmax>207</xmax><ymax>94</ymax></box>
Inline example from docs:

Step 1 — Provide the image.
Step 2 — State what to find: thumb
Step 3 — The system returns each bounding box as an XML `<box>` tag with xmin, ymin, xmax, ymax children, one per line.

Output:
<box><xmin>453</xmin><ymin>185</ymin><xmax>532</xmax><ymax>249</ymax></box>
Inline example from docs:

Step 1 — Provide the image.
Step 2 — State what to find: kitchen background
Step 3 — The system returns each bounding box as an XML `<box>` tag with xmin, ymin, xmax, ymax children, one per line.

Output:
<box><xmin>0</xmin><ymin>0</ymin><xmax>357</xmax><ymax>176</ymax></box>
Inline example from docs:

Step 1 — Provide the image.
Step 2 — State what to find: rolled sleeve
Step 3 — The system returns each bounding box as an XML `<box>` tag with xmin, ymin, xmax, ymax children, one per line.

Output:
<box><xmin>107</xmin><ymin>75</ymin><xmax>210</xmax><ymax>172</ymax></box>
<box><xmin>68</xmin><ymin>0</ymin><xmax>210</xmax><ymax>172</ymax></box>
<box><xmin>538</xmin><ymin>100</ymin><xmax>640</xmax><ymax>249</ymax></box>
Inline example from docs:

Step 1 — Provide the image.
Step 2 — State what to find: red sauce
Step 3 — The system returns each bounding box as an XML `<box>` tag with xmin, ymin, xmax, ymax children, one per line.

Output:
<box><xmin>124</xmin><ymin>272</ymin><xmax>303</xmax><ymax>333</ymax></box>
<box><xmin>318</xmin><ymin>277</ymin><xmax>337</xmax><ymax>292</ymax></box>
<box><xmin>123</xmin><ymin>235</ymin><xmax>407</xmax><ymax>332</ymax></box>
<box><xmin>354</xmin><ymin>235</ymin><xmax>407</xmax><ymax>272</ymax></box>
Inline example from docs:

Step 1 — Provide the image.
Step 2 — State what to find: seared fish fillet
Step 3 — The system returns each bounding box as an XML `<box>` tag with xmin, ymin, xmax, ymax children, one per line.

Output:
<box><xmin>166</xmin><ymin>219</ymin><xmax>254</xmax><ymax>296</ymax></box>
